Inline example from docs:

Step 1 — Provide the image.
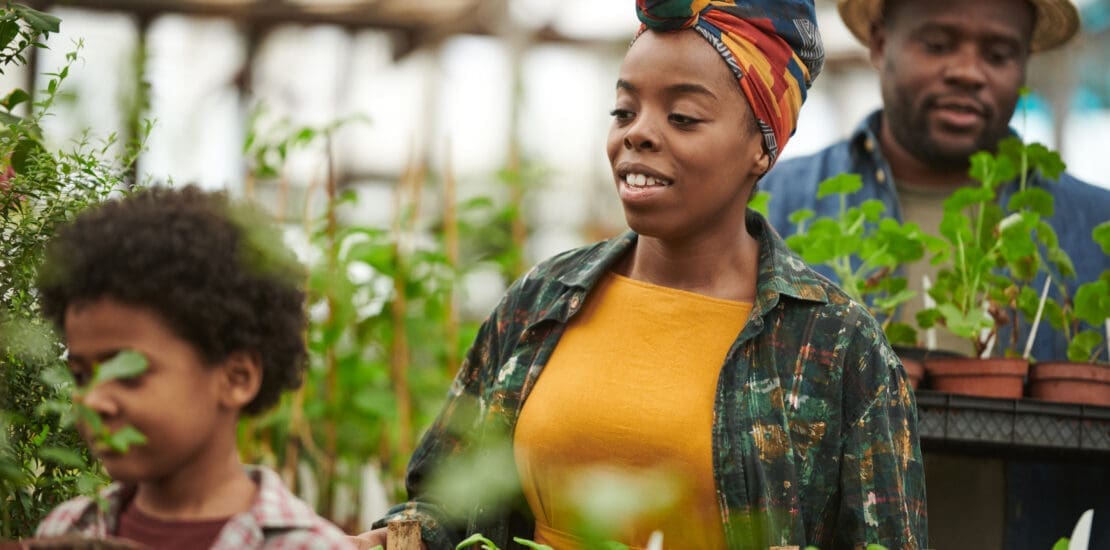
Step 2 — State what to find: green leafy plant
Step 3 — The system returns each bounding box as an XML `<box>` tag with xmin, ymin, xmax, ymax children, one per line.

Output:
<box><xmin>0</xmin><ymin>3</ymin><xmax>59</xmax><ymax>77</ymax></box>
<box><xmin>784</xmin><ymin>173</ymin><xmax>937</xmax><ymax>346</ymax></box>
<box><xmin>0</xmin><ymin>3</ymin><xmax>149</xmax><ymax>536</ymax></box>
<box><xmin>28</xmin><ymin>351</ymin><xmax>148</xmax><ymax>519</ymax></box>
<box><xmin>916</xmin><ymin>136</ymin><xmax>1071</xmax><ymax>357</ymax></box>
<box><xmin>235</xmin><ymin>106</ymin><xmax>531</xmax><ymax>530</ymax></box>
<box><xmin>1024</xmin><ymin>221</ymin><xmax>1110</xmax><ymax>363</ymax></box>
<box><xmin>456</xmin><ymin>533</ymin><xmax>556</xmax><ymax>550</ymax></box>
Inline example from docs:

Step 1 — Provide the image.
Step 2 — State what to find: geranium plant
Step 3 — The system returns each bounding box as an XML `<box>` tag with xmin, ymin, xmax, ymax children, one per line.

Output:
<box><xmin>916</xmin><ymin>136</ymin><xmax>1071</xmax><ymax>358</ymax></box>
<box><xmin>1023</xmin><ymin>221</ymin><xmax>1110</xmax><ymax>363</ymax></box>
<box><xmin>784</xmin><ymin>173</ymin><xmax>938</xmax><ymax>346</ymax></box>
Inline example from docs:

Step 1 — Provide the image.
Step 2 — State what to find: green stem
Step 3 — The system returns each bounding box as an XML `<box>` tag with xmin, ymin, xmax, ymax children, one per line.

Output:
<box><xmin>1019</xmin><ymin>144</ymin><xmax>1028</xmax><ymax>193</ymax></box>
<box><xmin>974</xmin><ymin>190</ymin><xmax>988</xmax><ymax>253</ymax></box>
<box><xmin>830</xmin><ymin>238</ymin><xmax>863</xmax><ymax>302</ymax></box>
<box><xmin>957</xmin><ymin>233</ymin><xmax>970</xmax><ymax>313</ymax></box>
<box><xmin>846</xmin><ymin>214</ymin><xmax>865</xmax><ymax>236</ymax></box>
<box><xmin>850</xmin><ymin>246</ymin><xmax>887</xmax><ymax>284</ymax></box>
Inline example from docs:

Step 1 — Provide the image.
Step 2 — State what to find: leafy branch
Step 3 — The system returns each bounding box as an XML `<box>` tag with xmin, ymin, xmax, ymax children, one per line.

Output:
<box><xmin>37</xmin><ymin>350</ymin><xmax>149</xmax><ymax>455</ymax></box>
<box><xmin>0</xmin><ymin>3</ymin><xmax>59</xmax><ymax>74</ymax></box>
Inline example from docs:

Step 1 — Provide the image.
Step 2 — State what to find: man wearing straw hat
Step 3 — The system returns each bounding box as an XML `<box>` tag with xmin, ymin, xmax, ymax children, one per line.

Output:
<box><xmin>762</xmin><ymin>0</ymin><xmax>1110</xmax><ymax>362</ymax></box>
<box><xmin>762</xmin><ymin>1</ymin><xmax>1109</xmax><ymax>548</ymax></box>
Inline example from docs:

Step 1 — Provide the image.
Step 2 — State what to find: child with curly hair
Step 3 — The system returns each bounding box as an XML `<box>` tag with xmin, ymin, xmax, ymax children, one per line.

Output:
<box><xmin>33</xmin><ymin>186</ymin><xmax>353</xmax><ymax>549</ymax></box>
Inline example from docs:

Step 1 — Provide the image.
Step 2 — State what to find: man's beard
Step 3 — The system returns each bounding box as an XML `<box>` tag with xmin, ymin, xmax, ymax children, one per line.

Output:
<box><xmin>887</xmin><ymin>91</ymin><xmax>1009</xmax><ymax>173</ymax></box>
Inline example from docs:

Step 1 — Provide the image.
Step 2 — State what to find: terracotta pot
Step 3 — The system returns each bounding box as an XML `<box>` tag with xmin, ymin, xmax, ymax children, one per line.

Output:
<box><xmin>924</xmin><ymin>357</ymin><xmax>1029</xmax><ymax>399</ymax></box>
<box><xmin>892</xmin><ymin>346</ymin><xmax>964</xmax><ymax>391</ymax></box>
<box><xmin>1028</xmin><ymin>361</ymin><xmax>1110</xmax><ymax>406</ymax></box>
<box><xmin>900</xmin><ymin>357</ymin><xmax>925</xmax><ymax>389</ymax></box>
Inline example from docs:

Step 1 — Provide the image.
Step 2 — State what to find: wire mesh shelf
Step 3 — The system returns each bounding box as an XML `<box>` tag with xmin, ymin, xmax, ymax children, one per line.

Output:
<box><xmin>915</xmin><ymin>390</ymin><xmax>1110</xmax><ymax>454</ymax></box>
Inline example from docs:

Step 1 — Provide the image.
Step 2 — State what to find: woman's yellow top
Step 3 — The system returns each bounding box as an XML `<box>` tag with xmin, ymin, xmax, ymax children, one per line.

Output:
<box><xmin>514</xmin><ymin>272</ymin><xmax>752</xmax><ymax>549</ymax></box>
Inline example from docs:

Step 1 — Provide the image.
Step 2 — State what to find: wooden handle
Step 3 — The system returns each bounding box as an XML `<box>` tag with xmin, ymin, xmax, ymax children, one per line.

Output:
<box><xmin>386</xmin><ymin>519</ymin><xmax>422</xmax><ymax>550</ymax></box>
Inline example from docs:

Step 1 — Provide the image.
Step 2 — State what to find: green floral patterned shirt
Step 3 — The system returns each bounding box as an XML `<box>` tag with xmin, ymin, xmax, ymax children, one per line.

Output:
<box><xmin>376</xmin><ymin>212</ymin><xmax>927</xmax><ymax>550</ymax></box>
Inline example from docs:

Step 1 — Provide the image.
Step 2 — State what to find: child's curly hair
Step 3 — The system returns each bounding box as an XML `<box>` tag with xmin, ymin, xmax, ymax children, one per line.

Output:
<box><xmin>37</xmin><ymin>185</ymin><xmax>307</xmax><ymax>415</ymax></box>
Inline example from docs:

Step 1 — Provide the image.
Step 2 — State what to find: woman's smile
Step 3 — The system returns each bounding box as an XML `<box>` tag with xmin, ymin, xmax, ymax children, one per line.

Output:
<box><xmin>617</xmin><ymin>164</ymin><xmax>675</xmax><ymax>203</ymax></box>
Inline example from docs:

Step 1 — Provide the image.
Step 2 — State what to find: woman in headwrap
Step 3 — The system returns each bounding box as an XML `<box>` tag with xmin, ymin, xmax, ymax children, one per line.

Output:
<box><xmin>356</xmin><ymin>1</ymin><xmax>926</xmax><ymax>548</ymax></box>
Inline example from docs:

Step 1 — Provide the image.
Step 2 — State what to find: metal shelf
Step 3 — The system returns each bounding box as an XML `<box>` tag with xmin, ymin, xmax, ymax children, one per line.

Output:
<box><xmin>915</xmin><ymin>390</ymin><xmax>1110</xmax><ymax>457</ymax></box>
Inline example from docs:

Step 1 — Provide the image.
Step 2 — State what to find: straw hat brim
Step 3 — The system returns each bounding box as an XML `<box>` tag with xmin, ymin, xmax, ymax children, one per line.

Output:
<box><xmin>837</xmin><ymin>0</ymin><xmax>1080</xmax><ymax>52</ymax></box>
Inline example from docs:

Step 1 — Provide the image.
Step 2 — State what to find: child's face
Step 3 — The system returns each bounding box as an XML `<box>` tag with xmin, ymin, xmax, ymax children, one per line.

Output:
<box><xmin>64</xmin><ymin>298</ymin><xmax>235</xmax><ymax>484</ymax></box>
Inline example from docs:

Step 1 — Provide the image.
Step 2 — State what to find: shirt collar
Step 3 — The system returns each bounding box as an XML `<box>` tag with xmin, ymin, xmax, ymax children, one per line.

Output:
<box><xmin>533</xmin><ymin>211</ymin><xmax>827</xmax><ymax>327</ymax></box>
<box><xmin>68</xmin><ymin>480</ymin><xmax>135</xmax><ymax>534</ymax></box>
<box><xmin>749</xmin><ymin>210</ymin><xmax>829</xmax><ymax>307</ymax></box>
<box><xmin>76</xmin><ymin>465</ymin><xmax>317</xmax><ymax>531</ymax></box>
<box><xmin>556</xmin><ymin>231</ymin><xmax>636</xmax><ymax>290</ymax></box>
<box><xmin>244</xmin><ymin>464</ymin><xmax>317</xmax><ymax>530</ymax></box>
<box><xmin>849</xmin><ymin>109</ymin><xmax>885</xmax><ymax>165</ymax></box>
<box><xmin>850</xmin><ymin>109</ymin><xmax>1034</xmax><ymax>182</ymax></box>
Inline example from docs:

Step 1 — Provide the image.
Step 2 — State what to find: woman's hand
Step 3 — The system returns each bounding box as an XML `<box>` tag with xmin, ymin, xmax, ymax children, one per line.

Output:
<box><xmin>349</xmin><ymin>527</ymin><xmax>388</xmax><ymax>550</ymax></box>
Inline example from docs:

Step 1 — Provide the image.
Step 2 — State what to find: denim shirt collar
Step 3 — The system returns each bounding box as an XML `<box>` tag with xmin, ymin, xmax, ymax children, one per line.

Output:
<box><xmin>849</xmin><ymin>110</ymin><xmax>886</xmax><ymax>167</ymax></box>
<box><xmin>851</xmin><ymin>109</ymin><xmax>1054</xmax><ymax>193</ymax></box>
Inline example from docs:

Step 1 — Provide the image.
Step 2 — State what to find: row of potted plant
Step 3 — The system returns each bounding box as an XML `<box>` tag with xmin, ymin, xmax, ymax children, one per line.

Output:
<box><xmin>776</xmin><ymin>136</ymin><xmax>1109</xmax><ymax>407</ymax></box>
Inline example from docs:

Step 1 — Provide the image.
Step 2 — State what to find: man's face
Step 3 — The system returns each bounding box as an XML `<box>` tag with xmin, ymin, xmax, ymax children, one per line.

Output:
<box><xmin>872</xmin><ymin>0</ymin><xmax>1034</xmax><ymax>170</ymax></box>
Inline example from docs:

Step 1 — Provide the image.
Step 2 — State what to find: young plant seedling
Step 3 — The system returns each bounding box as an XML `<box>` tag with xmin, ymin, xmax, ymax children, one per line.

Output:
<box><xmin>917</xmin><ymin>135</ymin><xmax>1069</xmax><ymax>358</ymax></box>
<box><xmin>785</xmin><ymin>173</ymin><xmax>937</xmax><ymax>346</ymax></box>
<box><xmin>1023</xmin><ymin>221</ymin><xmax>1110</xmax><ymax>363</ymax></box>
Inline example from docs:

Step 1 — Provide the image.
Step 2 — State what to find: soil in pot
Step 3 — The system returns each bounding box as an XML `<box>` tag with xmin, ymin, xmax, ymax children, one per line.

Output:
<box><xmin>924</xmin><ymin>356</ymin><xmax>1029</xmax><ymax>399</ymax></box>
<box><xmin>1028</xmin><ymin>361</ymin><xmax>1110</xmax><ymax>407</ymax></box>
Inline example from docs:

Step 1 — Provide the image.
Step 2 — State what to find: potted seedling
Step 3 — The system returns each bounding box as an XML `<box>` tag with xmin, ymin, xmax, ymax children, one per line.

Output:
<box><xmin>784</xmin><ymin>173</ymin><xmax>938</xmax><ymax>388</ymax></box>
<box><xmin>1025</xmin><ymin>221</ymin><xmax>1110</xmax><ymax>406</ymax></box>
<box><xmin>916</xmin><ymin>136</ymin><xmax>1070</xmax><ymax>398</ymax></box>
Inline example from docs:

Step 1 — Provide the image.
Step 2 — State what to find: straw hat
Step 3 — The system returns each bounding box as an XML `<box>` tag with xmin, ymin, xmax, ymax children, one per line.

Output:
<box><xmin>837</xmin><ymin>0</ymin><xmax>1080</xmax><ymax>52</ymax></box>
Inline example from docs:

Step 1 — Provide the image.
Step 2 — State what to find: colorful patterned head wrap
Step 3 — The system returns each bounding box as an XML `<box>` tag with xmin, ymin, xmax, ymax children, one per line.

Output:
<box><xmin>635</xmin><ymin>0</ymin><xmax>824</xmax><ymax>166</ymax></box>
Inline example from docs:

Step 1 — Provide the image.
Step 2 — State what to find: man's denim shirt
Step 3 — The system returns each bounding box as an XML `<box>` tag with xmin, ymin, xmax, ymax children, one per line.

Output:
<box><xmin>762</xmin><ymin>110</ymin><xmax>1110</xmax><ymax>362</ymax></box>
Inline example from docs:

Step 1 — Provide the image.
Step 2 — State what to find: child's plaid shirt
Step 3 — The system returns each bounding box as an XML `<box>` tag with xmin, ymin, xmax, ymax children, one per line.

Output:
<box><xmin>35</xmin><ymin>465</ymin><xmax>354</xmax><ymax>549</ymax></box>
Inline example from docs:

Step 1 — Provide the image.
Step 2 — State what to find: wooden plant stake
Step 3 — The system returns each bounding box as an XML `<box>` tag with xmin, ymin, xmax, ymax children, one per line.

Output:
<box><xmin>386</xmin><ymin>519</ymin><xmax>422</xmax><ymax>550</ymax></box>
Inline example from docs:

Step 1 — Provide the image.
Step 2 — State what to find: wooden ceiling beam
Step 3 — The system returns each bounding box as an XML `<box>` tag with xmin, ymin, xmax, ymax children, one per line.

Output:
<box><xmin>33</xmin><ymin>0</ymin><xmax>493</xmax><ymax>34</ymax></box>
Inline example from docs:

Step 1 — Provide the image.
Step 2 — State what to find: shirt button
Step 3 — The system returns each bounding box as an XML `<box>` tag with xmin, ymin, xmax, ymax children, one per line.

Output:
<box><xmin>864</xmin><ymin>138</ymin><xmax>875</xmax><ymax>152</ymax></box>
<box><xmin>569</xmin><ymin>295</ymin><xmax>581</xmax><ymax>309</ymax></box>
<box><xmin>876</xmin><ymin>169</ymin><xmax>886</xmax><ymax>184</ymax></box>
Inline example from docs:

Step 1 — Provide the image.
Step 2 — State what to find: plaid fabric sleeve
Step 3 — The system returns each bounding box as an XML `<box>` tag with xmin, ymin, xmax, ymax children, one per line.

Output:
<box><xmin>835</xmin><ymin>339</ymin><xmax>928</xmax><ymax>549</ymax></box>
<box><xmin>34</xmin><ymin>496</ymin><xmax>98</xmax><ymax>537</ymax></box>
